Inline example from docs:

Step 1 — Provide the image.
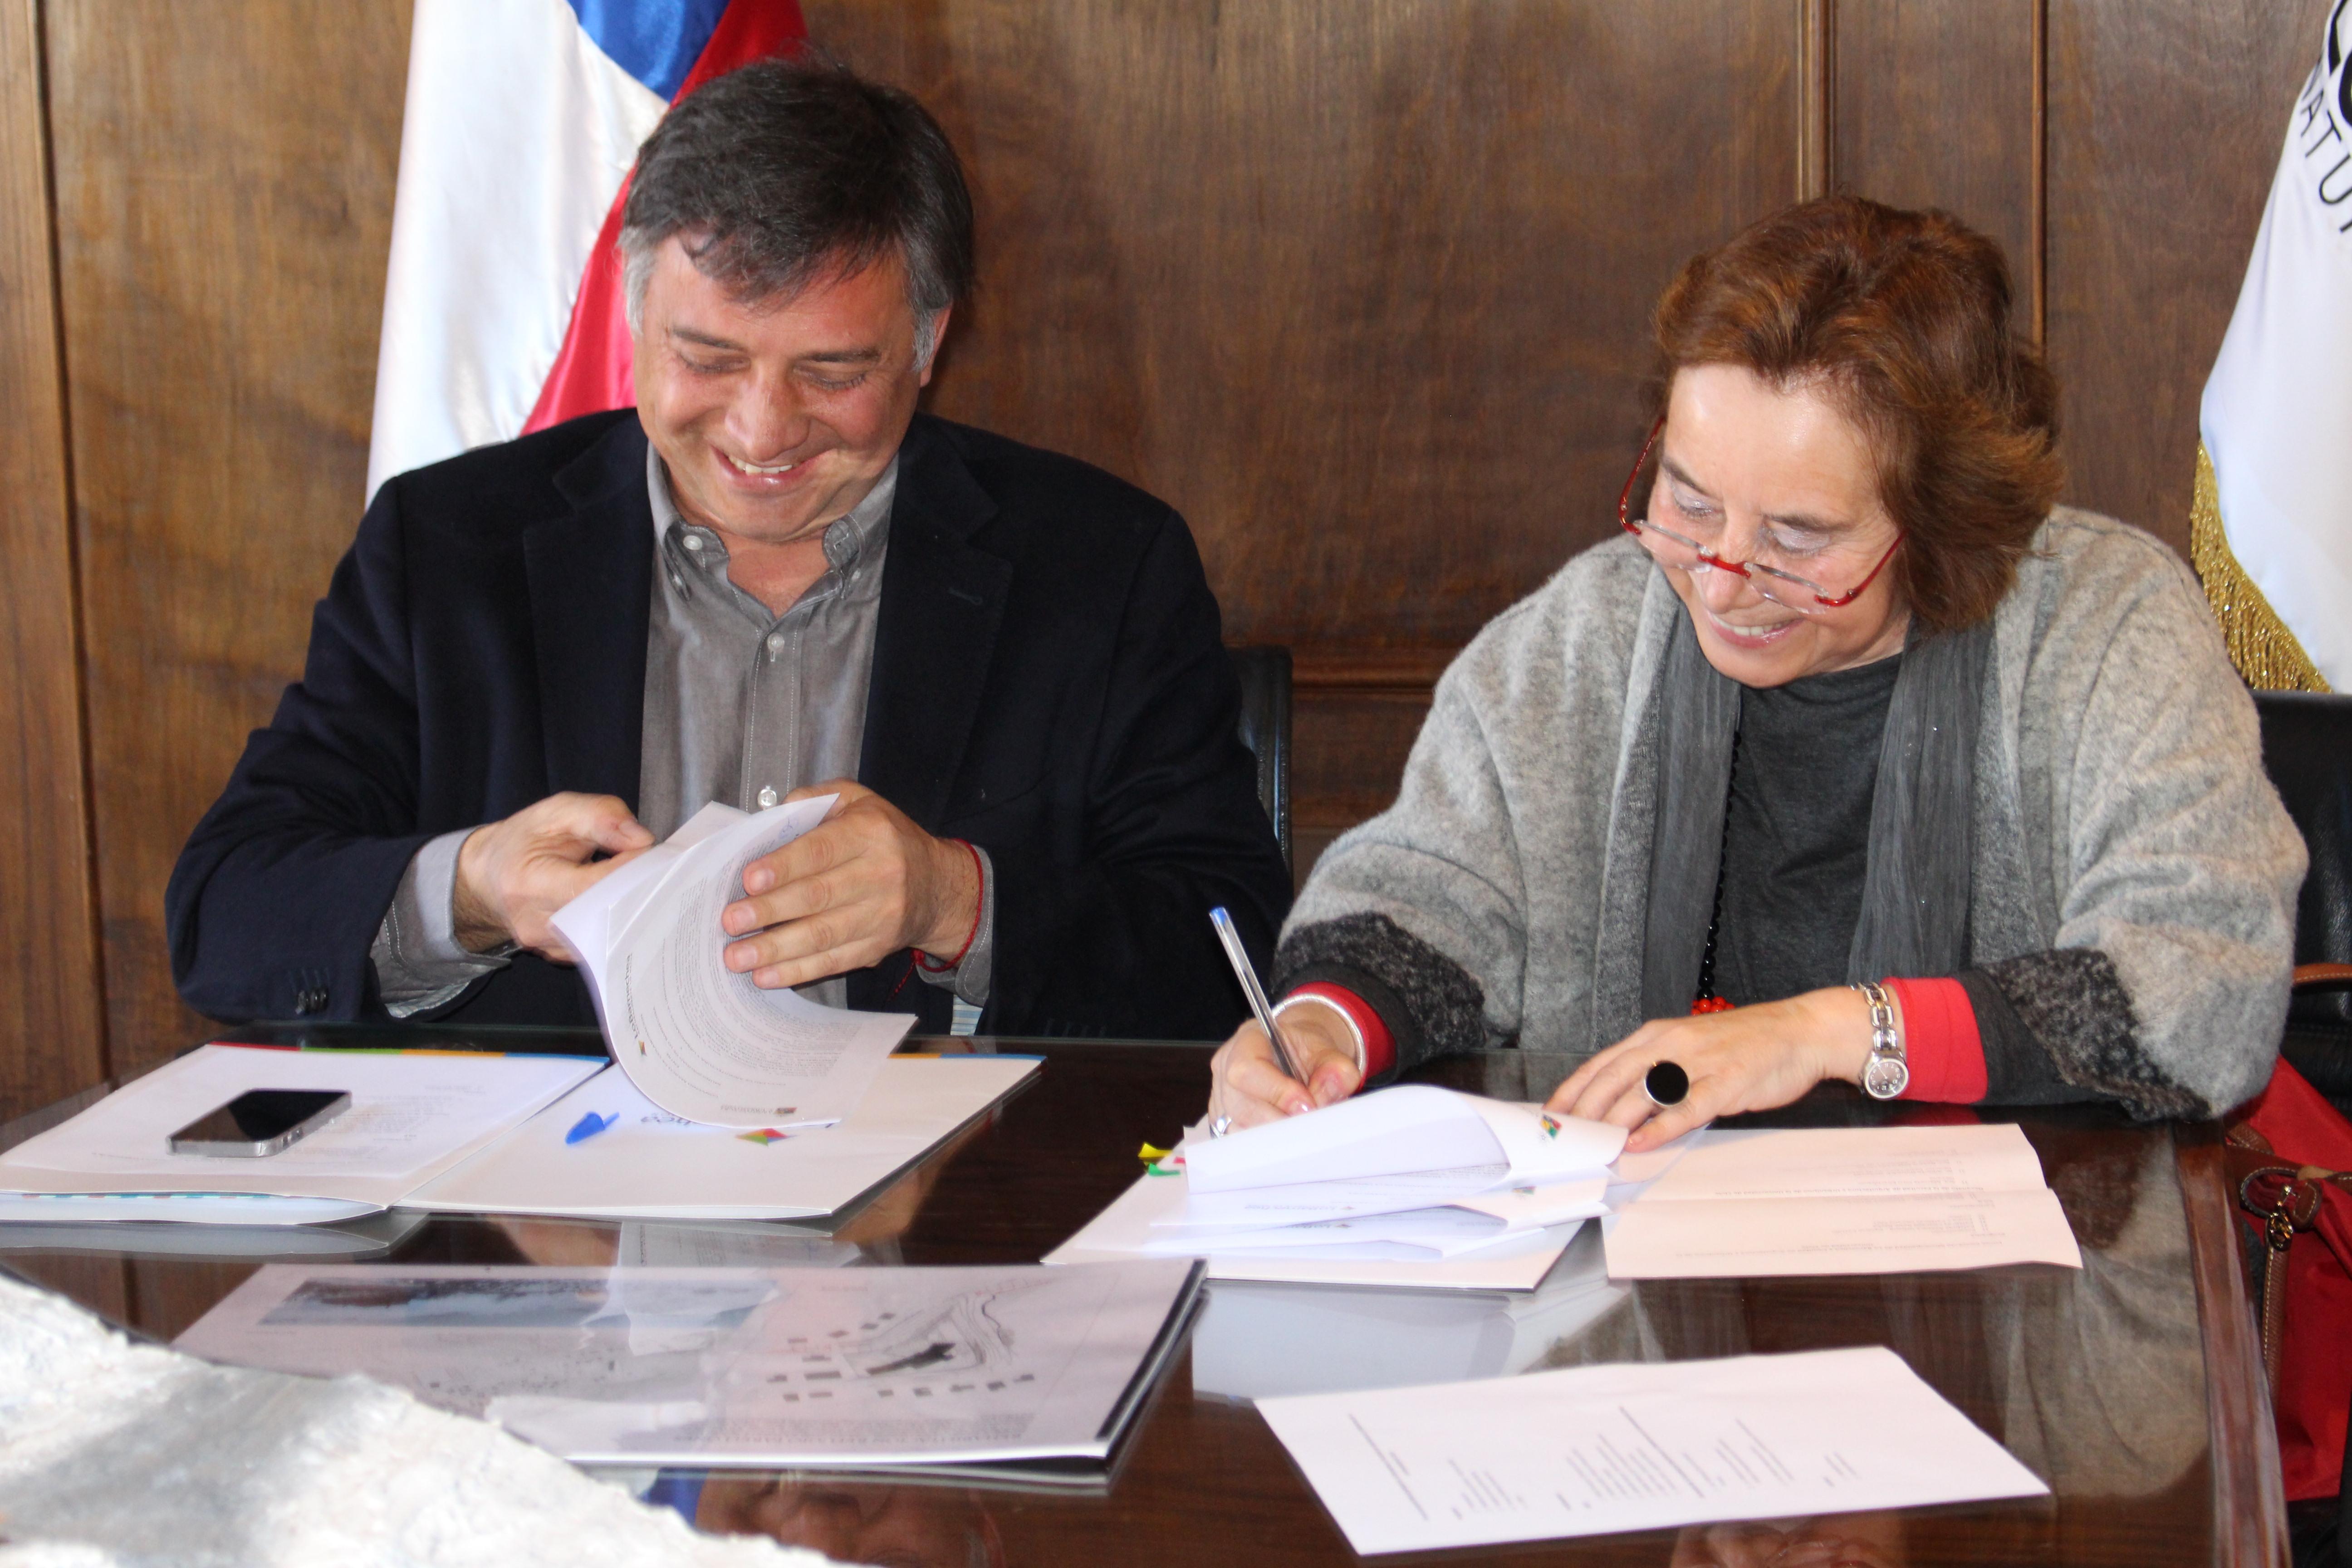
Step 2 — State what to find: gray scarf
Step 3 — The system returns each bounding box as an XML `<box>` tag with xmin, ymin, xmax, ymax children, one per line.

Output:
<box><xmin>1638</xmin><ymin>612</ymin><xmax>1992</xmax><ymax>1019</ymax></box>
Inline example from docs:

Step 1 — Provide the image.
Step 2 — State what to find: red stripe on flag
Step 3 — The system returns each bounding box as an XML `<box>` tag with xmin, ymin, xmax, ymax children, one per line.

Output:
<box><xmin>523</xmin><ymin>178</ymin><xmax>637</xmax><ymax>435</ymax></box>
<box><xmin>675</xmin><ymin>0</ymin><xmax>807</xmax><ymax>102</ymax></box>
<box><xmin>523</xmin><ymin>0</ymin><xmax>808</xmax><ymax>436</ymax></box>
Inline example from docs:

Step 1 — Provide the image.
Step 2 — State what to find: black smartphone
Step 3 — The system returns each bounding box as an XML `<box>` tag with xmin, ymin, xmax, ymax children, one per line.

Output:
<box><xmin>167</xmin><ymin>1088</ymin><xmax>352</xmax><ymax>1157</ymax></box>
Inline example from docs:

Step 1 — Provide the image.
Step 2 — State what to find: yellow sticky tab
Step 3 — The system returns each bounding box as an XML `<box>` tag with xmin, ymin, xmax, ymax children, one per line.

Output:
<box><xmin>1139</xmin><ymin>1143</ymin><xmax>1175</xmax><ymax>1161</ymax></box>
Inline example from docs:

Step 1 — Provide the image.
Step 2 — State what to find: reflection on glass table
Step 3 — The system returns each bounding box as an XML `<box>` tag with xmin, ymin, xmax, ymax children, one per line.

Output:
<box><xmin>0</xmin><ymin>1034</ymin><xmax>2273</xmax><ymax>1567</ymax></box>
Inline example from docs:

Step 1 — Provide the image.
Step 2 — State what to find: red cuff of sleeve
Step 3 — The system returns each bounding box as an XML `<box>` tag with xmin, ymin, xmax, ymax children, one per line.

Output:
<box><xmin>1286</xmin><ymin>982</ymin><xmax>1396</xmax><ymax>1080</ymax></box>
<box><xmin>1883</xmin><ymin>976</ymin><xmax>1987</xmax><ymax>1103</ymax></box>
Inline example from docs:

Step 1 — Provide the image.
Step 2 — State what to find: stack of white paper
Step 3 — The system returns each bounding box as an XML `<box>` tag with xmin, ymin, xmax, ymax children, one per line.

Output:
<box><xmin>1604</xmin><ymin>1122</ymin><xmax>2084</xmax><ymax>1278</ymax></box>
<box><xmin>548</xmin><ymin>798</ymin><xmax>916</xmax><ymax>1130</ymax></box>
<box><xmin>1048</xmin><ymin>1087</ymin><xmax>1627</xmax><ymax>1290</ymax></box>
<box><xmin>1258</xmin><ymin>1344</ymin><xmax>2048</xmax><ymax>1555</ymax></box>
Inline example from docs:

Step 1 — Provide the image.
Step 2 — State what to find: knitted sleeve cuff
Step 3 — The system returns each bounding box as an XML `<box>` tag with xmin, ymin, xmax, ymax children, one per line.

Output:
<box><xmin>1273</xmin><ymin>912</ymin><xmax>1489</xmax><ymax>1074</ymax></box>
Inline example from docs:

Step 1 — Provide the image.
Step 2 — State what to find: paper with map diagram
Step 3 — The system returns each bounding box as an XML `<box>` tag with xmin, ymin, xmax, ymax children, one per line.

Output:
<box><xmin>176</xmin><ymin>1261</ymin><xmax>1203</xmax><ymax>1478</ymax></box>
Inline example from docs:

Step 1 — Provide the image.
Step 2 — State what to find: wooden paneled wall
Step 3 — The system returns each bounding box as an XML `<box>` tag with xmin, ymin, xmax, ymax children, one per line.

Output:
<box><xmin>0</xmin><ymin>0</ymin><xmax>2330</xmax><ymax>1115</ymax></box>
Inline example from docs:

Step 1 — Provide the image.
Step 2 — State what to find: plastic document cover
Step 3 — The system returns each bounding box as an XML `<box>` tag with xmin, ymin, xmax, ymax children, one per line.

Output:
<box><xmin>175</xmin><ymin>1261</ymin><xmax>1204</xmax><ymax>1482</ymax></box>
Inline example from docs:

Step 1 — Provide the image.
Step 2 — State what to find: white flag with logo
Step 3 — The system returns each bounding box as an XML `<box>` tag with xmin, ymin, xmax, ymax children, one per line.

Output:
<box><xmin>2200</xmin><ymin>2</ymin><xmax>2352</xmax><ymax>691</ymax></box>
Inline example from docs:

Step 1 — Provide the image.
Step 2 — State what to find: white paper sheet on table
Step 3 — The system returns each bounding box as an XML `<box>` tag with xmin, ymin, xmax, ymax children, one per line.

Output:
<box><xmin>549</xmin><ymin>798</ymin><xmax>915</xmax><ymax>1130</ymax></box>
<box><xmin>1257</xmin><ymin>1343</ymin><xmax>2049</xmax><ymax>1555</ymax></box>
<box><xmin>1604</xmin><ymin>1123</ymin><xmax>2083</xmax><ymax>1278</ymax></box>
<box><xmin>0</xmin><ymin>1045</ymin><xmax>601</xmax><ymax>1212</ymax></box>
<box><xmin>407</xmin><ymin>1055</ymin><xmax>1038</xmax><ymax>1220</ymax></box>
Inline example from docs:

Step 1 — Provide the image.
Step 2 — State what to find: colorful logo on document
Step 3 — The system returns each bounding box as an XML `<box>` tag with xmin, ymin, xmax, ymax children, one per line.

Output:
<box><xmin>1540</xmin><ymin>1113</ymin><xmax>1563</xmax><ymax>1140</ymax></box>
<box><xmin>737</xmin><ymin>1128</ymin><xmax>790</xmax><ymax>1147</ymax></box>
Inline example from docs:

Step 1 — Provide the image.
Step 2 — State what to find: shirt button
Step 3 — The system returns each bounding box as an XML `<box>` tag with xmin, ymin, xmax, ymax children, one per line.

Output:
<box><xmin>765</xmin><ymin>634</ymin><xmax>784</xmax><ymax>655</ymax></box>
<box><xmin>683</xmin><ymin>535</ymin><xmax>704</xmax><ymax>551</ymax></box>
<box><xmin>758</xmin><ymin>786</ymin><xmax>779</xmax><ymax>809</ymax></box>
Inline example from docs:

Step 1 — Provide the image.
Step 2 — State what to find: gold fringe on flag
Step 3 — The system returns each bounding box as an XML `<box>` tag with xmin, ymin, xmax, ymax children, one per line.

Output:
<box><xmin>2189</xmin><ymin>444</ymin><xmax>2331</xmax><ymax>692</ymax></box>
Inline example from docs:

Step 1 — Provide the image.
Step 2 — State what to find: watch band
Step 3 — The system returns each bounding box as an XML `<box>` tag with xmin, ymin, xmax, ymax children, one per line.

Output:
<box><xmin>1851</xmin><ymin>979</ymin><xmax>1909</xmax><ymax>1101</ymax></box>
<box><xmin>1272</xmin><ymin>992</ymin><xmax>1366</xmax><ymax>1077</ymax></box>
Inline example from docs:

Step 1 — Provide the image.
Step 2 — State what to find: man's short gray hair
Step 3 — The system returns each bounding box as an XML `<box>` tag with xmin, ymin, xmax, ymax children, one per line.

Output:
<box><xmin>619</xmin><ymin>59</ymin><xmax>974</xmax><ymax>367</ymax></box>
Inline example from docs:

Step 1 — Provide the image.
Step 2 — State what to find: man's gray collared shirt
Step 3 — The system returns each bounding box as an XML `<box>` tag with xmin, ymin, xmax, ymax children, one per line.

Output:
<box><xmin>636</xmin><ymin>447</ymin><xmax>893</xmax><ymax>840</ymax></box>
<box><xmin>371</xmin><ymin>446</ymin><xmax>993</xmax><ymax>1019</ymax></box>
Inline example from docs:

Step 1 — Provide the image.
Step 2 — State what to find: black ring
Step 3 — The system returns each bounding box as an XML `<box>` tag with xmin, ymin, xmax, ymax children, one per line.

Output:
<box><xmin>1643</xmin><ymin>1060</ymin><xmax>1690</xmax><ymax>1108</ymax></box>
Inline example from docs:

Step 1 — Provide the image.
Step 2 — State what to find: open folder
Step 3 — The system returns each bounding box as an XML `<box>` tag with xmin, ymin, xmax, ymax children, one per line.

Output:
<box><xmin>0</xmin><ymin>1044</ymin><xmax>1037</xmax><ymax>1226</ymax></box>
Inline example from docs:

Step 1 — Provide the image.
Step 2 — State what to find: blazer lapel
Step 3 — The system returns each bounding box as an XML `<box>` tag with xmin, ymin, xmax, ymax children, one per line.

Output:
<box><xmin>861</xmin><ymin>416</ymin><xmax>1011</xmax><ymax>830</ymax></box>
<box><xmin>526</xmin><ymin>419</ymin><xmax>654</xmax><ymax>810</ymax></box>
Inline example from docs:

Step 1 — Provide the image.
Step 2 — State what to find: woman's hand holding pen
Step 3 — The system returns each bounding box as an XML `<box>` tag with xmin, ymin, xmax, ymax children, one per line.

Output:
<box><xmin>1208</xmin><ymin>1000</ymin><xmax>1363</xmax><ymax>1128</ymax></box>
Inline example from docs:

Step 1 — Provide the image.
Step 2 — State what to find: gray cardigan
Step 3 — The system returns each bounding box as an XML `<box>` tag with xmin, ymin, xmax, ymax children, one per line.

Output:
<box><xmin>1279</xmin><ymin>510</ymin><xmax>2304</xmax><ymax>1118</ymax></box>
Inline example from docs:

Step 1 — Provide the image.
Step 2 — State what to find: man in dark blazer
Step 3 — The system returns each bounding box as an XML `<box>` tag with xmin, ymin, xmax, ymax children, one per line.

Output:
<box><xmin>166</xmin><ymin>60</ymin><xmax>1289</xmax><ymax>1040</ymax></box>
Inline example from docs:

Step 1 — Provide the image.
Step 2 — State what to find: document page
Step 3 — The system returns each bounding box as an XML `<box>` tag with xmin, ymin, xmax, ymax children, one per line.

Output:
<box><xmin>555</xmin><ymin>797</ymin><xmax>917</xmax><ymax>1129</ymax></box>
<box><xmin>1256</xmin><ymin>1344</ymin><xmax>2047</xmax><ymax>1555</ymax></box>
<box><xmin>176</xmin><ymin>1260</ymin><xmax>1201</xmax><ymax>1470</ymax></box>
<box><xmin>408</xmin><ymin>1055</ymin><xmax>1039</xmax><ymax>1220</ymax></box>
<box><xmin>0</xmin><ymin>1045</ymin><xmax>600</xmax><ymax>1208</ymax></box>
<box><xmin>547</xmin><ymin>799</ymin><xmax>750</xmax><ymax>1020</ymax></box>
<box><xmin>1605</xmin><ymin>1124</ymin><xmax>2082</xmax><ymax>1278</ymax></box>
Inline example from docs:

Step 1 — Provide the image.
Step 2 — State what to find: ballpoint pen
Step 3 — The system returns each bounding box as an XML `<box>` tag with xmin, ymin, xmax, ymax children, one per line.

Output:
<box><xmin>1208</xmin><ymin>906</ymin><xmax>1304</xmax><ymax>1085</ymax></box>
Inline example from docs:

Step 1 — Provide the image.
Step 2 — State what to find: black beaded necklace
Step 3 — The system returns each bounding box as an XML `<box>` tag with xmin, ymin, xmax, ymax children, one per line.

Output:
<box><xmin>1690</xmin><ymin>722</ymin><xmax>1740</xmax><ymax>1015</ymax></box>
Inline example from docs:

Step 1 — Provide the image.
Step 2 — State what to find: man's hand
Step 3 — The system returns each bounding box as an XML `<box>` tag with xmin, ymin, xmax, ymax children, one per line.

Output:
<box><xmin>720</xmin><ymin>780</ymin><xmax>980</xmax><ymax>989</ymax></box>
<box><xmin>1545</xmin><ymin>986</ymin><xmax>1883</xmax><ymax>1152</ymax></box>
<box><xmin>1206</xmin><ymin>998</ymin><xmax>1363</xmax><ymax>1128</ymax></box>
<box><xmin>451</xmin><ymin>793</ymin><xmax>654</xmax><ymax>961</ymax></box>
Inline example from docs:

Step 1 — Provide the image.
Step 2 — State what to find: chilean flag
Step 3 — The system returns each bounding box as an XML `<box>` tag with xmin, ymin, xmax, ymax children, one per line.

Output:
<box><xmin>366</xmin><ymin>0</ymin><xmax>806</xmax><ymax>501</ymax></box>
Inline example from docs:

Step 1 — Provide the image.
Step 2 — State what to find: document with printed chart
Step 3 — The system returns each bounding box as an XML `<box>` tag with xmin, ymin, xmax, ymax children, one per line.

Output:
<box><xmin>407</xmin><ymin>1054</ymin><xmax>1038</xmax><ymax>1221</ymax></box>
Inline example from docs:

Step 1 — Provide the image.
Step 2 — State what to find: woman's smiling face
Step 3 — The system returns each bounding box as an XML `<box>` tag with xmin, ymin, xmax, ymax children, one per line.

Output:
<box><xmin>1648</xmin><ymin>364</ymin><xmax>1911</xmax><ymax>686</ymax></box>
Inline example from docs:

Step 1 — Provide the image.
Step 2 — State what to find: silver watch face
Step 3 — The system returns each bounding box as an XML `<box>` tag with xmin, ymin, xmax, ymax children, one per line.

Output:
<box><xmin>1862</xmin><ymin>1052</ymin><xmax>1910</xmax><ymax>1101</ymax></box>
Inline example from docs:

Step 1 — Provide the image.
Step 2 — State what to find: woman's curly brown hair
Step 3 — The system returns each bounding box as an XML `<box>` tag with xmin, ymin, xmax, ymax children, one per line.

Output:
<box><xmin>1647</xmin><ymin>195</ymin><xmax>2063</xmax><ymax>633</ymax></box>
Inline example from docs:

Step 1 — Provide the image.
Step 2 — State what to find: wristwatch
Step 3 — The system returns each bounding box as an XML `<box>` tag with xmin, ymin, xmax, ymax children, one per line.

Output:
<box><xmin>1852</xmin><ymin>979</ymin><xmax>1909</xmax><ymax>1100</ymax></box>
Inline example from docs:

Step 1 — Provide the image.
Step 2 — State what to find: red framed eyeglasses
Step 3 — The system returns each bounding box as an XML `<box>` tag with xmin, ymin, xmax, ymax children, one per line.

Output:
<box><xmin>1617</xmin><ymin>416</ymin><xmax>1901</xmax><ymax>613</ymax></box>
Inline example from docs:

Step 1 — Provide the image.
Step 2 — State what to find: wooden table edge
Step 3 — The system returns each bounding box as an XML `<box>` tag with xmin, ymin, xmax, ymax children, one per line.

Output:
<box><xmin>2175</xmin><ymin>1118</ymin><xmax>2289</xmax><ymax>1567</ymax></box>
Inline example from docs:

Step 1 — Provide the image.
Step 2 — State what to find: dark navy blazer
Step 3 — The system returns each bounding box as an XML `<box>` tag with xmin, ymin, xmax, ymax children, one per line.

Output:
<box><xmin>166</xmin><ymin>411</ymin><xmax>1291</xmax><ymax>1039</ymax></box>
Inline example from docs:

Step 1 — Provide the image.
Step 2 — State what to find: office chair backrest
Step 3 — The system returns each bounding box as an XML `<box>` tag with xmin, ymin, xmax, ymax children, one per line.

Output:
<box><xmin>2256</xmin><ymin>691</ymin><xmax>2352</xmax><ymax>1029</ymax></box>
<box><xmin>1227</xmin><ymin>645</ymin><xmax>1293</xmax><ymax>881</ymax></box>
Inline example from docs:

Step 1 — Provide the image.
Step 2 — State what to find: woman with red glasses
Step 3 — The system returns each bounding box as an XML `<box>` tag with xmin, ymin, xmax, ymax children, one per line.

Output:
<box><xmin>1210</xmin><ymin>195</ymin><xmax>2304</xmax><ymax>1148</ymax></box>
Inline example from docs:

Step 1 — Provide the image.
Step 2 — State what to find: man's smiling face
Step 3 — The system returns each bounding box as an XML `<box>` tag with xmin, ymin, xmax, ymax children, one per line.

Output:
<box><xmin>631</xmin><ymin>236</ymin><xmax>942</xmax><ymax>549</ymax></box>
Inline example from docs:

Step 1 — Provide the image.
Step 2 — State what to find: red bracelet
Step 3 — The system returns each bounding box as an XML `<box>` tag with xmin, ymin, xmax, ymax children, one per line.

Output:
<box><xmin>915</xmin><ymin>839</ymin><xmax>986</xmax><ymax>973</ymax></box>
<box><xmin>1284</xmin><ymin>982</ymin><xmax>1396</xmax><ymax>1079</ymax></box>
<box><xmin>1882</xmin><ymin>975</ymin><xmax>1987</xmax><ymax>1103</ymax></box>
